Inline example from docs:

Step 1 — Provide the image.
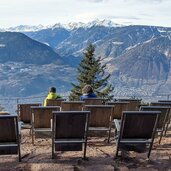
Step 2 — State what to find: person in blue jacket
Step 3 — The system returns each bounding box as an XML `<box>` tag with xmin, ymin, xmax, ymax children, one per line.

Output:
<box><xmin>80</xmin><ymin>85</ymin><xmax>97</xmax><ymax>100</ymax></box>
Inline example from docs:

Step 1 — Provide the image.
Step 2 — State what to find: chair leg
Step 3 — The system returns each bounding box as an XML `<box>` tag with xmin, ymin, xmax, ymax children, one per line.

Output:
<box><xmin>32</xmin><ymin>130</ymin><xmax>34</xmax><ymax>145</ymax></box>
<box><xmin>164</xmin><ymin>122</ymin><xmax>169</xmax><ymax>136</ymax></box>
<box><xmin>52</xmin><ymin>142</ymin><xmax>55</xmax><ymax>159</ymax></box>
<box><xmin>83</xmin><ymin>141</ymin><xmax>87</xmax><ymax>160</ymax></box>
<box><xmin>159</xmin><ymin>130</ymin><xmax>164</xmax><ymax>144</ymax></box>
<box><xmin>148</xmin><ymin>142</ymin><xmax>153</xmax><ymax>158</ymax></box>
<box><xmin>107</xmin><ymin>128</ymin><xmax>111</xmax><ymax>143</ymax></box>
<box><xmin>115</xmin><ymin>144</ymin><xmax>119</xmax><ymax>158</ymax></box>
<box><xmin>18</xmin><ymin>148</ymin><xmax>21</xmax><ymax>162</ymax></box>
<box><xmin>29</xmin><ymin>126</ymin><xmax>32</xmax><ymax>136</ymax></box>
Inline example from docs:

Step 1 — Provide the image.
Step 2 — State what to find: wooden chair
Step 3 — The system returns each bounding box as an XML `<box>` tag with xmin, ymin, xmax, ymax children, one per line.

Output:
<box><xmin>17</xmin><ymin>103</ymin><xmax>41</xmax><ymax>124</ymax></box>
<box><xmin>46</xmin><ymin>98</ymin><xmax>66</xmax><ymax>107</ymax></box>
<box><xmin>115</xmin><ymin>111</ymin><xmax>160</xmax><ymax>158</ymax></box>
<box><xmin>140</xmin><ymin>106</ymin><xmax>169</xmax><ymax>144</ymax></box>
<box><xmin>117</xmin><ymin>98</ymin><xmax>141</xmax><ymax>111</ymax></box>
<box><xmin>52</xmin><ymin>111</ymin><xmax>90</xmax><ymax>159</ymax></box>
<box><xmin>0</xmin><ymin>115</ymin><xmax>21</xmax><ymax>161</ymax></box>
<box><xmin>150</xmin><ymin>102</ymin><xmax>171</xmax><ymax>136</ymax></box>
<box><xmin>31</xmin><ymin>106</ymin><xmax>60</xmax><ymax>144</ymax></box>
<box><xmin>106</xmin><ymin>101</ymin><xmax>129</xmax><ymax>119</ymax></box>
<box><xmin>84</xmin><ymin>105</ymin><xmax>114</xmax><ymax>143</ymax></box>
<box><xmin>61</xmin><ymin>101</ymin><xmax>85</xmax><ymax>111</ymax></box>
<box><xmin>83</xmin><ymin>98</ymin><xmax>103</xmax><ymax>105</ymax></box>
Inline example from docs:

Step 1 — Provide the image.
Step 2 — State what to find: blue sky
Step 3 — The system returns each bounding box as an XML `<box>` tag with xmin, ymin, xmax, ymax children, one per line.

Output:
<box><xmin>0</xmin><ymin>0</ymin><xmax>171</xmax><ymax>27</ymax></box>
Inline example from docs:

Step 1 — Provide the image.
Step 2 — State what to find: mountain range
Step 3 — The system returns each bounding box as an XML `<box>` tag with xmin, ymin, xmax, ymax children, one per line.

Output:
<box><xmin>1</xmin><ymin>19</ymin><xmax>171</xmax><ymax>98</ymax></box>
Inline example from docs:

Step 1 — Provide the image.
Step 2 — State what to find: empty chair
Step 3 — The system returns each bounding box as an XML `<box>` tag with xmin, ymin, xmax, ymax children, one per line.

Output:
<box><xmin>140</xmin><ymin>106</ymin><xmax>169</xmax><ymax>144</ymax></box>
<box><xmin>31</xmin><ymin>106</ymin><xmax>60</xmax><ymax>144</ymax></box>
<box><xmin>84</xmin><ymin>105</ymin><xmax>114</xmax><ymax>143</ymax></box>
<box><xmin>61</xmin><ymin>101</ymin><xmax>85</xmax><ymax>111</ymax></box>
<box><xmin>17</xmin><ymin>103</ymin><xmax>41</xmax><ymax>125</ymax></box>
<box><xmin>117</xmin><ymin>98</ymin><xmax>141</xmax><ymax>111</ymax></box>
<box><xmin>46</xmin><ymin>98</ymin><xmax>66</xmax><ymax>107</ymax></box>
<box><xmin>0</xmin><ymin>115</ymin><xmax>21</xmax><ymax>161</ymax></box>
<box><xmin>106</xmin><ymin>101</ymin><xmax>129</xmax><ymax>119</ymax></box>
<box><xmin>115</xmin><ymin>111</ymin><xmax>160</xmax><ymax>158</ymax></box>
<box><xmin>83</xmin><ymin>98</ymin><xmax>103</xmax><ymax>105</ymax></box>
<box><xmin>52</xmin><ymin>111</ymin><xmax>90</xmax><ymax>159</ymax></box>
<box><xmin>151</xmin><ymin>102</ymin><xmax>171</xmax><ymax>135</ymax></box>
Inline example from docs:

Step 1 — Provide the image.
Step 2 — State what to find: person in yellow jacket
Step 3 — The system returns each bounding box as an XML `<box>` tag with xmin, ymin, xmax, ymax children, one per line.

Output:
<box><xmin>44</xmin><ymin>87</ymin><xmax>62</xmax><ymax>106</ymax></box>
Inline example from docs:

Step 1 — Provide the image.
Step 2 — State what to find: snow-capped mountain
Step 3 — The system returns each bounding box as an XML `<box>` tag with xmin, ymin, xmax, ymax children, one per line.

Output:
<box><xmin>3</xmin><ymin>24</ymin><xmax>47</xmax><ymax>32</ymax></box>
<box><xmin>2</xmin><ymin>19</ymin><xmax>123</xmax><ymax>32</ymax></box>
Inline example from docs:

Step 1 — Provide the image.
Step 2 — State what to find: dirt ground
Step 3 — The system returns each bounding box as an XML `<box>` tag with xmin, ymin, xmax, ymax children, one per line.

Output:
<box><xmin>0</xmin><ymin>128</ymin><xmax>171</xmax><ymax>171</ymax></box>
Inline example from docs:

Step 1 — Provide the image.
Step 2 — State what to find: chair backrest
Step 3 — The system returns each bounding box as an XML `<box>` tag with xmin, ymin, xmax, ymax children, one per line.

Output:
<box><xmin>151</xmin><ymin>102</ymin><xmax>171</xmax><ymax>119</ymax></box>
<box><xmin>17</xmin><ymin>103</ymin><xmax>41</xmax><ymax>123</ymax></box>
<box><xmin>83</xmin><ymin>98</ymin><xmax>103</xmax><ymax>105</ymax></box>
<box><xmin>120</xmin><ymin>111</ymin><xmax>160</xmax><ymax>139</ymax></box>
<box><xmin>158</xmin><ymin>100</ymin><xmax>171</xmax><ymax>103</ymax></box>
<box><xmin>106</xmin><ymin>102</ymin><xmax>129</xmax><ymax>119</ymax></box>
<box><xmin>116</xmin><ymin>111</ymin><xmax>160</xmax><ymax>158</ymax></box>
<box><xmin>84</xmin><ymin>105</ymin><xmax>114</xmax><ymax>127</ymax></box>
<box><xmin>0</xmin><ymin>115</ymin><xmax>21</xmax><ymax>161</ymax></box>
<box><xmin>117</xmin><ymin>99</ymin><xmax>141</xmax><ymax>111</ymax></box>
<box><xmin>61</xmin><ymin>101</ymin><xmax>85</xmax><ymax>111</ymax></box>
<box><xmin>52</xmin><ymin>111</ymin><xmax>90</xmax><ymax>153</ymax></box>
<box><xmin>53</xmin><ymin>111</ymin><xmax>89</xmax><ymax>139</ymax></box>
<box><xmin>140</xmin><ymin>106</ymin><xmax>169</xmax><ymax>129</ymax></box>
<box><xmin>31</xmin><ymin>106</ymin><xmax>60</xmax><ymax>128</ymax></box>
<box><xmin>151</xmin><ymin>102</ymin><xmax>171</xmax><ymax>106</ymax></box>
<box><xmin>46</xmin><ymin>99</ymin><xmax>66</xmax><ymax>107</ymax></box>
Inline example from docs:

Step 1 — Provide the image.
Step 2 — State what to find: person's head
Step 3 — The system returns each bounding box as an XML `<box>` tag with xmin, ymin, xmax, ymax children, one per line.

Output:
<box><xmin>82</xmin><ymin>85</ymin><xmax>93</xmax><ymax>94</ymax></box>
<box><xmin>49</xmin><ymin>87</ymin><xmax>56</xmax><ymax>93</ymax></box>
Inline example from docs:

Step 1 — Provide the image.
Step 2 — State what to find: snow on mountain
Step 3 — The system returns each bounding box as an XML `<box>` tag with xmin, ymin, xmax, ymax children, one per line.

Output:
<box><xmin>1</xmin><ymin>19</ymin><xmax>124</xmax><ymax>32</ymax></box>
<box><xmin>85</xmin><ymin>19</ymin><xmax>123</xmax><ymax>28</ymax></box>
<box><xmin>4</xmin><ymin>24</ymin><xmax>47</xmax><ymax>32</ymax></box>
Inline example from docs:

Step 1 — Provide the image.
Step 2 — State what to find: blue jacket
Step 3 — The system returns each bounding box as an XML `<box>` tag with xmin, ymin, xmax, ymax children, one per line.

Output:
<box><xmin>80</xmin><ymin>93</ymin><xmax>97</xmax><ymax>100</ymax></box>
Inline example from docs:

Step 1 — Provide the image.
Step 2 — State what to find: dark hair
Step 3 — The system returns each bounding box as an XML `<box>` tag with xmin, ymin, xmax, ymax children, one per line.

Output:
<box><xmin>49</xmin><ymin>87</ymin><xmax>56</xmax><ymax>93</ymax></box>
<box><xmin>82</xmin><ymin>85</ymin><xmax>93</xmax><ymax>94</ymax></box>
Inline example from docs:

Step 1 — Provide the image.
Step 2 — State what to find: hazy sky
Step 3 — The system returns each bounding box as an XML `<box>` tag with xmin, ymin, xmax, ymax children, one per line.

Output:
<box><xmin>0</xmin><ymin>0</ymin><xmax>171</xmax><ymax>27</ymax></box>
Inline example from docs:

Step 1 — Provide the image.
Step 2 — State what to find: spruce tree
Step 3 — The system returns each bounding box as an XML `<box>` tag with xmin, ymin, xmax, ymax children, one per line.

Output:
<box><xmin>69</xmin><ymin>43</ymin><xmax>114</xmax><ymax>101</ymax></box>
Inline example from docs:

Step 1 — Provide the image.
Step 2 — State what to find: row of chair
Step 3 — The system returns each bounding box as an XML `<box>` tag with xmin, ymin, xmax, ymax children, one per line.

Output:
<box><xmin>17</xmin><ymin>98</ymin><xmax>141</xmax><ymax>124</ymax></box>
<box><xmin>19</xmin><ymin>98</ymin><xmax>171</xmax><ymax>155</ymax></box>
<box><xmin>0</xmin><ymin>98</ymin><xmax>170</xmax><ymax>162</ymax></box>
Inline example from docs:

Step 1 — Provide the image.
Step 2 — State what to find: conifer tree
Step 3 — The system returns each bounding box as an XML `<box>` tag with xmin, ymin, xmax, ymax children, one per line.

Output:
<box><xmin>69</xmin><ymin>43</ymin><xmax>114</xmax><ymax>101</ymax></box>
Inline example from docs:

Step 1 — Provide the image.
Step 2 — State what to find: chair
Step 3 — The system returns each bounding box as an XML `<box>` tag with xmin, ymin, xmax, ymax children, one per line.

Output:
<box><xmin>140</xmin><ymin>106</ymin><xmax>169</xmax><ymax>144</ymax></box>
<box><xmin>84</xmin><ymin>105</ymin><xmax>114</xmax><ymax>143</ymax></box>
<box><xmin>31</xmin><ymin>106</ymin><xmax>60</xmax><ymax>144</ymax></box>
<box><xmin>117</xmin><ymin>98</ymin><xmax>141</xmax><ymax>111</ymax></box>
<box><xmin>83</xmin><ymin>98</ymin><xmax>103</xmax><ymax>105</ymax></box>
<box><xmin>106</xmin><ymin>101</ymin><xmax>129</xmax><ymax>119</ymax></box>
<box><xmin>61</xmin><ymin>101</ymin><xmax>85</xmax><ymax>111</ymax></box>
<box><xmin>150</xmin><ymin>102</ymin><xmax>171</xmax><ymax>136</ymax></box>
<box><xmin>46</xmin><ymin>98</ymin><xmax>66</xmax><ymax>107</ymax></box>
<box><xmin>52</xmin><ymin>111</ymin><xmax>90</xmax><ymax>159</ymax></box>
<box><xmin>115</xmin><ymin>111</ymin><xmax>160</xmax><ymax>158</ymax></box>
<box><xmin>0</xmin><ymin>115</ymin><xmax>21</xmax><ymax>161</ymax></box>
<box><xmin>17</xmin><ymin>103</ymin><xmax>41</xmax><ymax>124</ymax></box>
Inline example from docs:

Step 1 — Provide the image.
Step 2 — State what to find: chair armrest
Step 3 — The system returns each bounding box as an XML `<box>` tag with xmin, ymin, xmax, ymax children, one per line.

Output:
<box><xmin>114</xmin><ymin>119</ymin><xmax>121</xmax><ymax>131</ymax></box>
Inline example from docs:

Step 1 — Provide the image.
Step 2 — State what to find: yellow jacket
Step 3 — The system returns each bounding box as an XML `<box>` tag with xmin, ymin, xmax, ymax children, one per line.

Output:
<box><xmin>44</xmin><ymin>92</ymin><xmax>62</xmax><ymax>106</ymax></box>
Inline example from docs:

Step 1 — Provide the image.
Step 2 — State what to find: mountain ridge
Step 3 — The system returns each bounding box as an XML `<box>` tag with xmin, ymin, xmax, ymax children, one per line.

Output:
<box><xmin>1</xmin><ymin>20</ymin><xmax>171</xmax><ymax>98</ymax></box>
